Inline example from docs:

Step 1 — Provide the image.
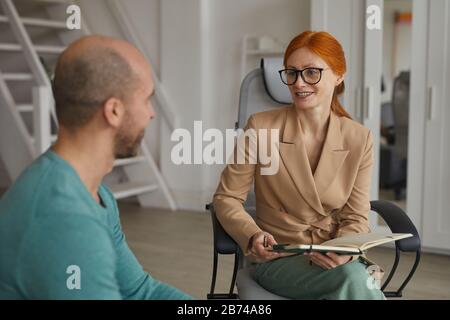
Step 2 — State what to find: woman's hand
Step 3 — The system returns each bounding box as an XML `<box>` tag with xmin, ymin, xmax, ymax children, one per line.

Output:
<box><xmin>249</xmin><ymin>231</ymin><xmax>289</xmax><ymax>263</ymax></box>
<box><xmin>305</xmin><ymin>252</ymin><xmax>352</xmax><ymax>270</ymax></box>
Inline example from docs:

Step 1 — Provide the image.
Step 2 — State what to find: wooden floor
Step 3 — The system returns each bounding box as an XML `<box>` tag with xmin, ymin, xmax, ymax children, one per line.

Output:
<box><xmin>119</xmin><ymin>202</ymin><xmax>450</xmax><ymax>300</ymax></box>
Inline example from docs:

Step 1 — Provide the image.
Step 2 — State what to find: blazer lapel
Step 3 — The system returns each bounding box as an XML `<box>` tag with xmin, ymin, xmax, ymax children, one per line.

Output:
<box><xmin>279</xmin><ymin>106</ymin><xmax>325</xmax><ymax>216</ymax></box>
<box><xmin>313</xmin><ymin>111</ymin><xmax>349</xmax><ymax>199</ymax></box>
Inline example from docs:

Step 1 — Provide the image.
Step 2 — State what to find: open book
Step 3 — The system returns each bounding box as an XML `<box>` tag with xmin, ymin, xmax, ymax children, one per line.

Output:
<box><xmin>271</xmin><ymin>233</ymin><xmax>413</xmax><ymax>255</ymax></box>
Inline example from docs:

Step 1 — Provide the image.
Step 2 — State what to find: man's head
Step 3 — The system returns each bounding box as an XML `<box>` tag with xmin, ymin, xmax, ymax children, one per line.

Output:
<box><xmin>52</xmin><ymin>35</ymin><xmax>155</xmax><ymax>158</ymax></box>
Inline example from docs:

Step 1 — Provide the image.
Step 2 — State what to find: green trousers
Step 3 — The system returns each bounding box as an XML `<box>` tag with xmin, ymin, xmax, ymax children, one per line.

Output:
<box><xmin>253</xmin><ymin>255</ymin><xmax>385</xmax><ymax>300</ymax></box>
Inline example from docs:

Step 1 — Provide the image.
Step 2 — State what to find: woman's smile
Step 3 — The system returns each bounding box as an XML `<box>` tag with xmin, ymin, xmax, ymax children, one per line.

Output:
<box><xmin>295</xmin><ymin>91</ymin><xmax>315</xmax><ymax>98</ymax></box>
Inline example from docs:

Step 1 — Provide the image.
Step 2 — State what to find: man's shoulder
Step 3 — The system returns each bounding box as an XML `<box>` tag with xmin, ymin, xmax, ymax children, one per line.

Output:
<box><xmin>4</xmin><ymin>151</ymin><xmax>57</xmax><ymax>199</ymax></box>
<box><xmin>0</xmin><ymin>151</ymin><xmax>105</xmax><ymax>222</ymax></box>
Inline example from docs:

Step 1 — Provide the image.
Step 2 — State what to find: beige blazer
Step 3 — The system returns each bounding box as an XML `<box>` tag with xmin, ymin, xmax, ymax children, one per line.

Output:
<box><xmin>213</xmin><ymin>105</ymin><xmax>374</xmax><ymax>255</ymax></box>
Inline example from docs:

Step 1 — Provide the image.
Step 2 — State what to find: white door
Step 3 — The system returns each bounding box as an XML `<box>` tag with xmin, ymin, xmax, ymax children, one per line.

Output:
<box><xmin>310</xmin><ymin>0</ymin><xmax>365</xmax><ymax>120</ymax></box>
<box><xmin>310</xmin><ymin>0</ymin><xmax>384</xmax><ymax>231</ymax></box>
<box><xmin>362</xmin><ymin>0</ymin><xmax>384</xmax><ymax>233</ymax></box>
<box><xmin>421</xmin><ymin>0</ymin><xmax>450</xmax><ymax>251</ymax></box>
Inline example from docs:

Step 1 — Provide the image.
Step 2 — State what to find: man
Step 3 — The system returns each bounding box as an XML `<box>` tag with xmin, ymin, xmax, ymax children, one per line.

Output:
<box><xmin>0</xmin><ymin>36</ymin><xmax>192</xmax><ymax>299</ymax></box>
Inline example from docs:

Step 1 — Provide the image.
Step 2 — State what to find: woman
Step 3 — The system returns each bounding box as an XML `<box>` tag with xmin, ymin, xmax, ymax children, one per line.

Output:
<box><xmin>213</xmin><ymin>31</ymin><xmax>384</xmax><ymax>300</ymax></box>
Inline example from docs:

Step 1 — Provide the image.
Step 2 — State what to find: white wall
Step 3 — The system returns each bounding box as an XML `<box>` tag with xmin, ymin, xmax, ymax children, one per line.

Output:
<box><xmin>111</xmin><ymin>0</ymin><xmax>161</xmax><ymax>77</ymax></box>
<box><xmin>78</xmin><ymin>0</ymin><xmax>125</xmax><ymax>38</ymax></box>
<box><xmin>204</xmin><ymin>0</ymin><xmax>310</xmax><ymax>196</ymax></box>
<box><xmin>78</xmin><ymin>0</ymin><xmax>162</xmax><ymax>163</ymax></box>
<box><xmin>78</xmin><ymin>0</ymin><xmax>161</xmax><ymax>75</ymax></box>
<box><xmin>159</xmin><ymin>0</ymin><xmax>310</xmax><ymax>210</ymax></box>
<box><xmin>0</xmin><ymin>0</ymin><xmax>310</xmax><ymax>210</ymax></box>
<box><xmin>310</xmin><ymin>0</ymin><xmax>366</xmax><ymax>122</ymax></box>
<box><xmin>382</xmin><ymin>0</ymin><xmax>412</xmax><ymax>102</ymax></box>
<box><xmin>159</xmin><ymin>0</ymin><xmax>205</xmax><ymax>209</ymax></box>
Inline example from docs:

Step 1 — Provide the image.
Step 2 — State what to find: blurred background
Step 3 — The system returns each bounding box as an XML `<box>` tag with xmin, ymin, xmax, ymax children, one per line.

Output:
<box><xmin>0</xmin><ymin>0</ymin><xmax>449</xmax><ymax>299</ymax></box>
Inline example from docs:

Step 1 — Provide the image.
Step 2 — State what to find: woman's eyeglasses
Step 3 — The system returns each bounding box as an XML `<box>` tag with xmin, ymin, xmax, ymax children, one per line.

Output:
<box><xmin>278</xmin><ymin>67</ymin><xmax>325</xmax><ymax>85</ymax></box>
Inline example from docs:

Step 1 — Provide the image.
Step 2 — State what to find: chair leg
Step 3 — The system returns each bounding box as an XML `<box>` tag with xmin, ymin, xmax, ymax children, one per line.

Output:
<box><xmin>396</xmin><ymin>250</ymin><xmax>421</xmax><ymax>295</ymax></box>
<box><xmin>229</xmin><ymin>252</ymin><xmax>239</xmax><ymax>297</ymax></box>
<box><xmin>207</xmin><ymin>250</ymin><xmax>240</xmax><ymax>299</ymax></box>
<box><xmin>208</xmin><ymin>251</ymin><xmax>218</xmax><ymax>298</ymax></box>
<box><xmin>382</xmin><ymin>247</ymin><xmax>421</xmax><ymax>298</ymax></box>
<box><xmin>382</xmin><ymin>246</ymin><xmax>400</xmax><ymax>292</ymax></box>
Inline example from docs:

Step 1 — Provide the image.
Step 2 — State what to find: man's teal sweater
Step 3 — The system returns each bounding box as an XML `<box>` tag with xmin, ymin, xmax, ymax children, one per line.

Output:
<box><xmin>0</xmin><ymin>150</ymin><xmax>192</xmax><ymax>299</ymax></box>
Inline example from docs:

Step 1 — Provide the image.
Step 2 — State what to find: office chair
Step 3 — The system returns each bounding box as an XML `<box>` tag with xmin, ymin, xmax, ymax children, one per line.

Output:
<box><xmin>206</xmin><ymin>58</ymin><xmax>421</xmax><ymax>300</ymax></box>
<box><xmin>379</xmin><ymin>72</ymin><xmax>410</xmax><ymax>199</ymax></box>
<box><xmin>380</xmin><ymin>102</ymin><xmax>395</xmax><ymax>145</ymax></box>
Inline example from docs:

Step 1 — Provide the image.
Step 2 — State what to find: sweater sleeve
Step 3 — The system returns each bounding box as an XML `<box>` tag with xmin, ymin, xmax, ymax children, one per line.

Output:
<box><xmin>106</xmin><ymin>190</ymin><xmax>193</xmax><ymax>300</ymax></box>
<box><xmin>213</xmin><ymin>115</ymin><xmax>262</xmax><ymax>255</ymax></box>
<box><xmin>113</xmin><ymin>234</ymin><xmax>193</xmax><ymax>300</ymax></box>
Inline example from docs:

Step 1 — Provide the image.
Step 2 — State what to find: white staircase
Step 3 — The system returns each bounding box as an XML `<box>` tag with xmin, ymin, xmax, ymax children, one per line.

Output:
<box><xmin>0</xmin><ymin>0</ymin><xmax>176</xmax><ymax>210</ymax></box>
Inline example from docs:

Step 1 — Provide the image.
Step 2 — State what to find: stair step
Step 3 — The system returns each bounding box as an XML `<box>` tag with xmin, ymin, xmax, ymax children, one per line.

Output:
<box><xmin>35</xmin><ymin>0</ymin><xmax>74</xmax><ymax>3</ymax></box>
<box><xmin>30</xmin><ymin>135</ymin><xmax>57</xmax><ymax>145</ymax></box>
<box><xmin>17</xmin><ymin>104</ymin><xmax>33</xmax><ymax>112</ymax></box>
<box><xmin>0</xmin><ymin>15</ymin><xmax>67</xmax><ymax>29</ymax></box>
<box><xmin>35</xmin><ymin>45</ymin><xmax>65</xmax><ymax>54</ymax></box>
<box><xmin>109</xmin><ymin>182</ymin><xmax>158</xmax><ymax>199</ymax></box>
<box><xmin>3</xmin><ymin>73</ymin><xmax>33</xmax><ymax>81</ymax></box>
<box><xmin>0</xmin><ymin>43</ymin><xmax>21</xmax><ymax>51</ymax></box>
<box><xmin>114</xmin><ymin>156</ymin><xmax>146</xmax><ymax>167</ymax></box>
<box><xmin>0</xmin><ymin>43</ymin><xmax>65</xmax><ymax>54</ymax></box>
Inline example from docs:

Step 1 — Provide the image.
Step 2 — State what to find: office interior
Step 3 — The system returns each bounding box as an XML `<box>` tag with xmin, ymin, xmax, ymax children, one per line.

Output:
<box><xmin>0</xmin><ymin>0</ymin><xmax>449</xmax><ymax>299</ymax></box>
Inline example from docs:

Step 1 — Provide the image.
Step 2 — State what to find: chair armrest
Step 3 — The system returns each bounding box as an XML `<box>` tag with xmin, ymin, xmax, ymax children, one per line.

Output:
<box><xmin>206</xmin><ymin>203</ymin><xmax>239</xmax><ymax>255</ymax></box>
<box><xmin>370</xmin><ymin>200</ymin><xmax>421</xmax><ymax>252</ymax></box>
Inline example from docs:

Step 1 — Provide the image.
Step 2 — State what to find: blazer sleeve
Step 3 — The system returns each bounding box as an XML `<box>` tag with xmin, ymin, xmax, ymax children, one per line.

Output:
<box><xmin>336</xmin><ymin>130</ymin><xmax>373</xmax><ymax>237</ymax></box>
<box><xmin>213</xmin><ymin>115</ymin><xmax>262</xmax><ymax>255</ymax></box>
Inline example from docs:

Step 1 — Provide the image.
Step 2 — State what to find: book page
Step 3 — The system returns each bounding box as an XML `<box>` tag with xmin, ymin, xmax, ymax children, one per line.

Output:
<box><xmin>271</xmin><ymin>244</ymin><xmax>361</xmax><ymax>255</ymax></box>
<box><xmin>310</xmin><ymin>245</ymin><xmax>361</xmax><ymax>254</ymax></box>
<box><xmin>320</xmin><ymin>233</ymin><xmax>413</xmax><ymax>250</ymax></box>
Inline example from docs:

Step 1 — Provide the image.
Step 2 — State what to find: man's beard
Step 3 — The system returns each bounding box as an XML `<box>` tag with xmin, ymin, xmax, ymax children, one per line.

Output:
<box><xmin>114</xmin><ymin>127</ymin><xmax>145</xmax><ymax>159</ymax></box>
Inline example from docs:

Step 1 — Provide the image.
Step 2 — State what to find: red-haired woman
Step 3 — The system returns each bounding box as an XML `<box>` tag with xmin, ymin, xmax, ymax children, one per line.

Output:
<box><xmin>213</xmin><ymin>31</ymin><xmax>384</xmax><ymax>299</ymax></box>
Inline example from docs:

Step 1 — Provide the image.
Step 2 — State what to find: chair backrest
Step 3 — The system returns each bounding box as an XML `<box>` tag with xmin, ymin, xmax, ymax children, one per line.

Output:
<box><xmin>236</xmin><ymin>57</ymin><xmax>292</xmax><ymax>213</ymax></box>
<box><xmin>391</xmin><ymin>71</ymin><xmax>410</xmax><ymax>159</ymax></box>
<box><xmin>236</xmin><ymin>57</ymin><xmax>292</xmax><ymax>129</ymax></box>
<box><xmin>381</xmin><ymin>102</ymin><xmax>395</xmax><ymax>129</ymax></box>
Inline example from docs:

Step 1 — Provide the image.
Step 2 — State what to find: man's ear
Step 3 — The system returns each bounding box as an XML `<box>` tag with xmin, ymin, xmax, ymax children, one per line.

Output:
<box><xmin>103</xmin><ymin>97</ymin><xmax>125</xmax><ymax>129</ymax></box>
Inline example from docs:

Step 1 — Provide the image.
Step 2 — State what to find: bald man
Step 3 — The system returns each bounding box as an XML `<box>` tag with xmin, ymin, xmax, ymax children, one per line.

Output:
<box><xmin>0</xmin><ymin>36</ymin><xmax>192</xmax><ymax>299</ymax></box>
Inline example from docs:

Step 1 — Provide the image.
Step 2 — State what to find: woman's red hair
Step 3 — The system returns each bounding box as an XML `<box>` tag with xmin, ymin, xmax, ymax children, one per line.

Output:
<box><xmin>284</xmin><ymin>31</ymin><xmax>352</xmax><ymax>119</ymax></box>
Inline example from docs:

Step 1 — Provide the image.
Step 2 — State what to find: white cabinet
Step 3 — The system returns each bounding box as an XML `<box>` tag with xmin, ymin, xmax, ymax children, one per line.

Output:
<box><xmin>311</xmin><ymin>0</ymin><xmax>450</xmax><ymax>252</ymax></box>
<box><xmin>310</xmin><ymin>0</ymin><xmax>383</xmax><ymax>231</ymax></box>
<box><xmin>311</xmin><ymin>0</ymin><xmax>366</xmax><ymax>121</ymax></box>
<box><xmin>420</xmin><ymin>0</ymin><xmax>450</xmax><ymax>251</ymax></box>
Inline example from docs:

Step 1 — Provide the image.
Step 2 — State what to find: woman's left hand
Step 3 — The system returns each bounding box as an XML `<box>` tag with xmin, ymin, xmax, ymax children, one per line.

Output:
<box><xmin>305</xmin><ymin>252</ymin><xmax>352</xmax><ymax>270</ymax></box>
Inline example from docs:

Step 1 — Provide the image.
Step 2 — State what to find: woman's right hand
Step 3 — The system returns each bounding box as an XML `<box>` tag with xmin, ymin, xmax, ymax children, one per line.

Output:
<box><xmin>249</xmin><ymin>231</ymin><xmax>288</xmax><ymax>263</ymax></box>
